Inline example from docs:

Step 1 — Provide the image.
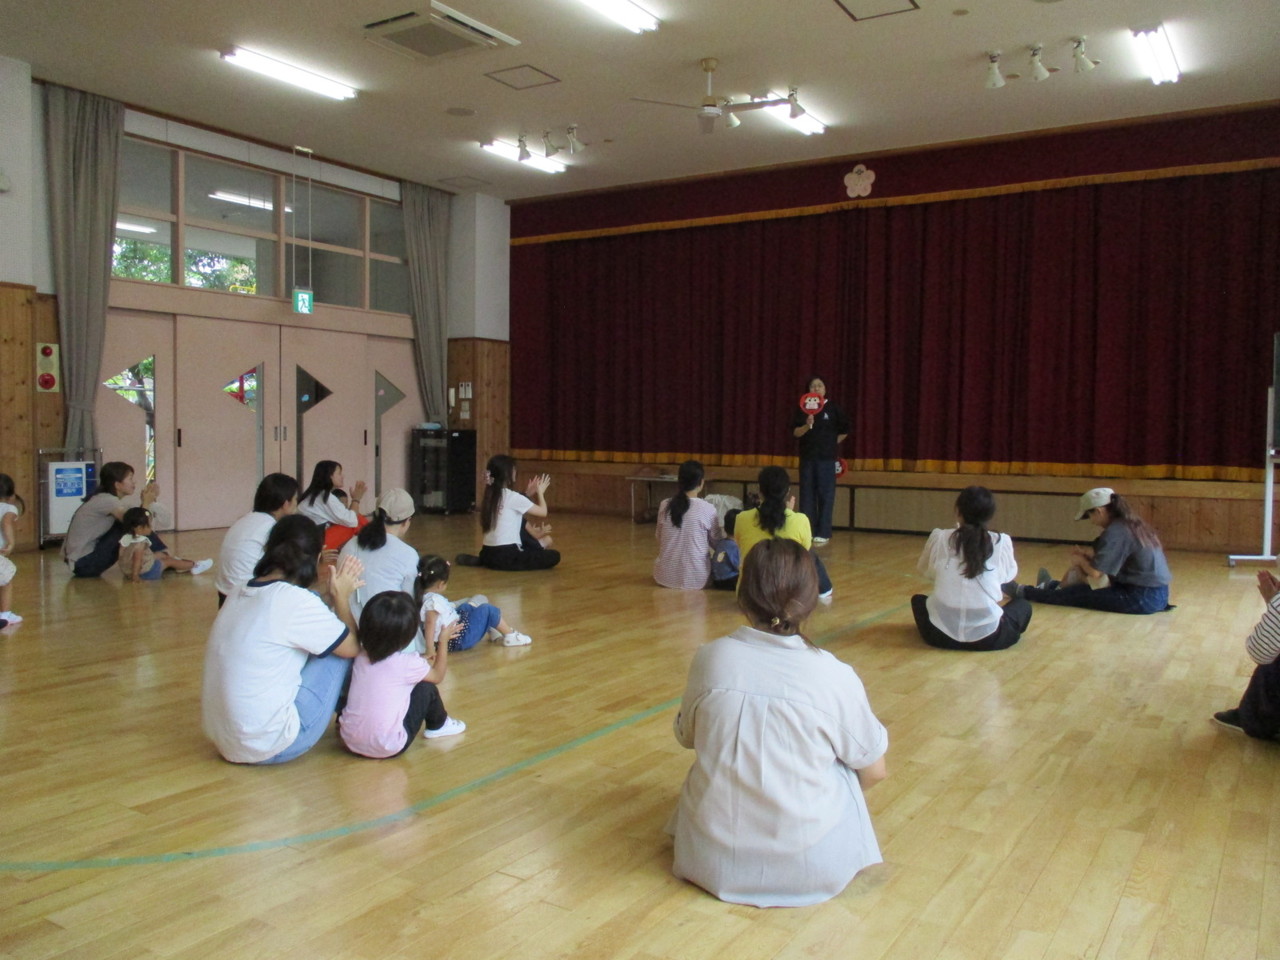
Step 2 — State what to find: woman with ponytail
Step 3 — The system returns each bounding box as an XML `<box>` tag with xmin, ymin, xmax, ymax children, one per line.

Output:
<box><xmin>912</xmin><ymin>486</ymin><xmax>1031</xmax><ymax>651</ymax></box>
<box><xmin>339</xmin><ymin>488</ymin><xmax>418</xmax><ymax>623</ymax></box>
<box><xmin>734</xmin><ymin>466</ymin><xmax>834</xmax><ymax>598</ymax></box>
<box><xmin>461</xmin><ymin>454</ymin><xmax>560</xmax><ymax>571</ymax></box>
<box><xmin>670</xmin><ymin>539</ymin><xmax>888</xmax><ymax>906</ymax></box>
<box><xmin>203</xmin><ymin>515</ymin><xmax>364</xmax><ymax>764</ymax></box>
<box><xmin>1014</xmin><ymin>488</ymin><xmax>1173</xmax><ymax>615</ymax></box>
<box><xmin>654</xmin><ymin>460</ymin><xmax>724</xmax><ymax>589</ymax></box>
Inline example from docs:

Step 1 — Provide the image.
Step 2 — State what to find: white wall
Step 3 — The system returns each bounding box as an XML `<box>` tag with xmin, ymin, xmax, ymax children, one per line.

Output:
<box><xmin>447</xmin><ymin>192</ymin><xmax>510</xmax><ymax>341</ymax></box>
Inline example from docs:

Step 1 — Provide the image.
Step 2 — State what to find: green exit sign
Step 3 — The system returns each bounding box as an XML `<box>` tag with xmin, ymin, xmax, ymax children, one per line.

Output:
<box><xmin>293</xmin><ymin>287</ymin><xmax>314</xmax><ymax>314</ymax></box>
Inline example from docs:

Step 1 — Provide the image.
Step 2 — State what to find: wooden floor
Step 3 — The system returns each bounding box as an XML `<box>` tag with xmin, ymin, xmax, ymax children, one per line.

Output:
<box><xmin>1</xmin><ymin>514</ymin><xmax>1277</xmax><ymax>960</ymax></box>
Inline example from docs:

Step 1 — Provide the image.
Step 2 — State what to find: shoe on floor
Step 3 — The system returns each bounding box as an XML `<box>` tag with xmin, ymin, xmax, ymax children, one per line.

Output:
<box><xmin>1036</xmin><ymin>567</ymin><xmax>1053</xmax><ymax>587</ymax></box>
<box><xmin>455</xmin><ymin>553</ymin><xmax>482</xmax><ymax>567</ymax></box>
<box><xmin>1001</xmin><ymin>580</ymin><xmax>1021</xmax><ymax>599</ymax></box>
<box><xmin>1212</xmin><ymin>709</ymin><xmax>1244</xmax><ymax>732</ymax></box>
<box><xmin>423</xmin><ymin>716</ymin><xmax>467</xmax><ymax>739</ymax></box>
<box><xmin>818</xmin><ymin>589</ymin><xmax>834</xmax><ymax>601</ymax></box>
<box><xmin>812</xmin><ymin>536</ymin><xmax>830</xmax><ymax>545</ymax></box>
<box><xmin>190</xmin><ymin>559</ymin><xmax>213</xmax><ymax>576</ymax></box>
<box><xmin>0</xmin><ymin>611</ymin><xmax>22</xmax><ymax>624</ymax></box>
<box><xmin>499</xmin><ymin>630</ymin><xmax>532</xmax><ymax>647</ymax></box>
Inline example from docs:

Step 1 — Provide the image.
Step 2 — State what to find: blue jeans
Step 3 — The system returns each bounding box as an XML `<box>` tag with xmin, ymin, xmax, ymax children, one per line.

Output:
<box><xmin>257</xmin><ymin>653</ymin><xmax>352</xmax><ymax>764</ymax></box>
<box><xmin>799</xmin><ymin>459</ymin><xmax>837</xmax><ymax>539</ymax></box>
<box><xmin>450</xmin><ymin>602</ymin><xmax>503</xmax><ymax>651</ymax></box>
<box><xmin>1022</xmin><ymin>580</ymin><xmax>1170</xmax><ymax>615</ymax></box>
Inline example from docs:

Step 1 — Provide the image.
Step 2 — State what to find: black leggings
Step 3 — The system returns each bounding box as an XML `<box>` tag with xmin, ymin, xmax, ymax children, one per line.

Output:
<box><xmin>911</xmin><ymin>594</ymin><xmax>1032</xmax><ymax>651</ymax></box>
<box><xmin>1236</xmin><ymin>657</ymin><xmax>1280</xmax><ymax>739</ymax></box>
<box><xmin>390</xmin><ymin>681</ymin><xmax>449</xmax><ymax>756</ymax></box>
<box><xmin>73</xmin><ymin>524</ymin><xmax>168</xmax><ymax>578</ymax></box>
<box><xmin>479</xmin><ymin>524</ymin><xmax>561</xmax><ymax>571</ymax></box>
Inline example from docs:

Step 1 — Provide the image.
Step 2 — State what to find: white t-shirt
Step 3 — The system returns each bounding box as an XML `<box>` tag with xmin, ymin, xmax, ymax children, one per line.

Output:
<box><xmin>0</xmin><ymin>501</ymin><xmax>17</xmax><ymax>550</ymax></box>
<box><xmin>215</xmin><ymin>511</ymin><xmax>277</xmax><ymax>596</ymax></box>
<box><xmin>916</xmin><ymin>527</ymin><xmax>1018</xmax><ymax>642</ymax></box>
<box><xmin>297</xmin><ymin>492</ymin><xmax>359</xmax><ymax>528</ymax></box>
<box><xmin>419</xmin><ymin>591</ymin><xmax>458</xmax><ymax>649</ymax></box>
<box><xmin>340</xmin><ymin>532</ymin><xmax>420</xmax><ymax>622</ymax></box>
<box><xmin>483</xmin><ymin>489</ymin><xmax>534</xmax><ymax>547</ymax></box>
<box><xmin>202</xmin><ymin>579</ymin><xmax>348</xmax><ymax>763</ymax></box>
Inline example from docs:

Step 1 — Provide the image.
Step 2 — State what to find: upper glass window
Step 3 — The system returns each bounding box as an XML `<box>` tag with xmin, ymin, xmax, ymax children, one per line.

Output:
<box><xmin>118</xmin><ymin>140</ymin><xmax>172</xmax><ymax>213</ymax></box>
<box><xmin>286</xmin><ymin>184</ymin><xmax>362</xmax><ymax>250</ymax></box>
<box><xmin>185</xmin><ymin>155</ymin><xmax>277</xmax><ymax>234</ymax></box>
<box><xmin>370</xmin><ymin>201</ymin><xmax>406</xmax><ymax>259</ymax></box>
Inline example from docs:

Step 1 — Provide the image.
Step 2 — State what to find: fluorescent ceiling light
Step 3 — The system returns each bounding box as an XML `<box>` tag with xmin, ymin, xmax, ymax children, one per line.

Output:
<box><xmin>1130</xmin><ymin>24</ymin><xmax>1180</xmax><ymax>84</ymax></box>
<box><xmin>116</xmin><ymin>221</ymin><xmax>158</xmax><ymax>234</ymax></box>
<box><xmin>572</xmin><ymin>0</ymin><xmax>660</xmax><ymax>33</ymax></box>
<box><xmin>758</xmin><ymin>91</ymin><xmax>827</xmax><ymax>135</ymax></box>
<box><xmin>481</xmin><ymin>140</ymin><xmax>566</xmax><ymax>173</ymax></box>
<box><xmin>209</xmin><ymin>190</ymin><xmax>292</xmax><ymax>212</ymax></box>
<box><xmin>220</xmin><ymin>47</ymin><xmax>357</xmax><ymax>100</ymax></box>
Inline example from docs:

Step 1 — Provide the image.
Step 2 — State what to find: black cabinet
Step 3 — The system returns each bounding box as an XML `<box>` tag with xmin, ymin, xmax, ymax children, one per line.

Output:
<box><xmin>409</xmin><ymin>428</ymin><xmax>476</xmax><ymax>514</ymax></box>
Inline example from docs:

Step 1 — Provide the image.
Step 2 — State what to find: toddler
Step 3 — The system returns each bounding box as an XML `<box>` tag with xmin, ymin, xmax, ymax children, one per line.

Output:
<box><xmin>415</xmin><ymin>554</ymin><xmax>532</xmax><ymax>650</ymax></box>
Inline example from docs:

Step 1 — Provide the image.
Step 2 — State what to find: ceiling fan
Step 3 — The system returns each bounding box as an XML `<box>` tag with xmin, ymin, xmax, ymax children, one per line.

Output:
<box><xmin>632</xmin><ymin>57</ymin><xmax>802</xmax><ymax>134</ymax></box>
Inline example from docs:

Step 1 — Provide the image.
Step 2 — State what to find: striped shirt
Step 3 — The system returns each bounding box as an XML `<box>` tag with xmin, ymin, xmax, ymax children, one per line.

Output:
<box><xmin>1247</xmin><ymin>593</ymin><xmax>1280</xmax><ymax>665</ymax></box>
<box><xmin>654</xmin><ymin>497</ymin><xmax>723</xmax><ymax>590</ymax></box>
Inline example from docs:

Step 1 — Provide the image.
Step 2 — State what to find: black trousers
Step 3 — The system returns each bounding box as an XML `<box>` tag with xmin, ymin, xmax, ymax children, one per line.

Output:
<box><xmin>911</xmin><ymin>594</ymin><xmax>1032</xmax><ymax>651</ymax></box>
<box><xmin>73</xmin><ymin>524</ymin><xmax>168</xmax><ymax>578</ymax></box>
<box><xmin>479</xmin><ymin>524</ymin><xmax>561</xmax><ymax>571</ymax></box>
<box><xmin>391</xmin><ymin>681</ymin><xmax>449</xmax><ymax>756</ymax></box>
<box><xmin>1237</xmin><ymin>657</ymin><xmax>1280</xmax><ymax>739</ymax></box>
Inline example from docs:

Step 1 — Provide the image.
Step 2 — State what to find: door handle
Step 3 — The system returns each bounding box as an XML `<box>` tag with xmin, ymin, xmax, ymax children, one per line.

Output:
<box><xmin>176</xmin><ymin>428</ymin><xmax>182</xmax><ymax>447</ymax></box>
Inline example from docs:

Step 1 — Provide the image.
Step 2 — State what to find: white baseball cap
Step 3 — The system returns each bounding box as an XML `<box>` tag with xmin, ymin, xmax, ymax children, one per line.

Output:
<box><xmin>1076</xmin><ymin>487</ymin><xmax>1114</xmax><ymax>520</ymax></box>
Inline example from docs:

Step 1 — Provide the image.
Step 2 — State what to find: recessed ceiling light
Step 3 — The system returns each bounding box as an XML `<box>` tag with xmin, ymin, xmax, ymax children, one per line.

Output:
<box><xmin>220</xmin><ymin>48</ymin><xmax>357</xmax><ymax>100</ymax></box>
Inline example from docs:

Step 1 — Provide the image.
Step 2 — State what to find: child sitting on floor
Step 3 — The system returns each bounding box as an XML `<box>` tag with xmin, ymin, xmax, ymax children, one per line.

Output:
<box><xmin>339</xmin><ymin>590</ymin><xmax>466</xmax><ymax>757</ymax></box>
<box><xmin>414</xmin><ymin>554</ymin><xmax>533</xmax><ymax>650</ymax></box>
<box><xmin>710</xmin><ymin>508</ymin><xmax>743</xmax><ymax>591</ymax></box>
<box><xmin>117</xmin><ymin>507</ymin><xmax>211</xmax><ymax>581</ymax></box>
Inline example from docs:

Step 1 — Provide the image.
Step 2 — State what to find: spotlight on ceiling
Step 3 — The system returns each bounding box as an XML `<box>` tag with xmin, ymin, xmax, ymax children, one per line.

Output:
<box><xmin>517</xmin><ymin>135</ymin><xmax>532</xmax><ymax>162</ymax></box>
<box><xmin>758</xmin><ymin>89</ymin><xmax>826</xmax><ymax>135</ymax></box>
<box><xmin>542</xmin><ymin>131</ymin><xmax>561</xmax><ymax>158</ymax></box>
<box><xmin>1028</xmin><ymin>44</ymin><xmax>1051</xmax><ymax>81</ymax></box>
<box><xmin>1130</xmin><ymin>23</ymin><xmax>1180</xmax><ymax>84</ymax></box>
<box><xmin>567</xmin><ymin>125</ymin><xmax>587</xmax><ymax>154</ymax></box>
<box><xmin>220</xmin><ymin>47</ymin><xmax>356</xmax><ymax>100</ymax></box>
<box><xmin>480</xmin><ymin>140</ymin><xmax>566</xmax><ymax>173</ymax></box>
<box><xmin>1072</xmin><ymin>36</ymin><xmax>1098</xmax><ymax>73</ymax></box>
<box><xmin>985</xmin><ymin>52</ymin><xmax>1006</xmax><ymax>89</ymax></box>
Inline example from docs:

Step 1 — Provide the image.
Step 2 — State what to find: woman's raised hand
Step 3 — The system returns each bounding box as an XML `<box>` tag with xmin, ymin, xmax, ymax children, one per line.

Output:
<box><xmin>534</xmin><ymin>473</ymin><xmax>552</xmax><ymax>496</ymax></box>
<box><xmin>329</xmin><ymin>554</ymin><xmax>365</xmax><ymax>600</ymax></box>
<box><xmin>141</xmin><ymin>482</ymin><xmax>160</xmax><ymax>507</ymax></box>
<box><xmin>350</xmin><ymin>480</ymin><xmax>368</xmax><ymax>503</ymax></box>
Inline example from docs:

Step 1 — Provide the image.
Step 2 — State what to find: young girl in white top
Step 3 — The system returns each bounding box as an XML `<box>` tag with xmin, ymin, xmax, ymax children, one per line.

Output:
<box><xmin>339</xmin><ymin>590</ymin><xmax>466</xmax><ymax>757</ymax></box>
<box><xmin>297</xmin><ymin>460</ymin><xmax>366</xmax><ymax>529</ymax></box>
<box><xmin>416</xmin><ymin>554</ymin><xmax>532</xmax><ymax>650</ymax></box>
<box><xmin>459</xmin><ymin>455</ymin><xmax>560</xmax><ymax>571</ymax></box>
<box><xmin>911</xmin><ymin>485</ymin><xmax>1031</xmax><ymax>651</ymax></box>
<box><xmin>0</xmin><ymin>473</ymin><xmax>25</xmax><ymax>625</ymax></box>
<box><xmin>117</xmin><ymin>507</ymin><xmax>211</xmax><ymax>581</ymax></box>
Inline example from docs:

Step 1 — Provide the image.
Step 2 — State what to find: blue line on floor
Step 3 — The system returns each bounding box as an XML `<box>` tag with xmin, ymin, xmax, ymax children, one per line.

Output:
<box><xmin>0</xmin><ymin>602</ymin><xmax>907</xmax><ymax>872</ymax></box>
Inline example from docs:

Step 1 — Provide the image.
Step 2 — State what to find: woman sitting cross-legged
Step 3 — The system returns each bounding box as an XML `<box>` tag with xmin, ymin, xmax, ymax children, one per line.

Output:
<box><xmin>654</xmin><ymin>459</ymin><xmax>724</xmax><ymax>590</ymax></box>
<box><xmin>734</xmin><ymin>465</ymin><xmax>833</xmax><ymax>599</ymax></box>
<box><xmin>912</xmin><ymin>486</ymin><xmax>1032</xmax><ymax>651</ymax></box>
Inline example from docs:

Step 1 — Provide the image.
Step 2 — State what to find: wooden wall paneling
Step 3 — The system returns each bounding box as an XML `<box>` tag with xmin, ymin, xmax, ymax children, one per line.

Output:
<box><xmin>0</xmin><ymin>284</ymin><xmax>36</xmax><ymax>550</ymax></box>
<box><xmin>32</xmin><ymin>294</ymin><xmax>64</xmax><ymax>456</ymax></box>
<box><xmin>447</xmin><ymin>337</ymin><xmax>509</xmax><ymax>509</ymax></box>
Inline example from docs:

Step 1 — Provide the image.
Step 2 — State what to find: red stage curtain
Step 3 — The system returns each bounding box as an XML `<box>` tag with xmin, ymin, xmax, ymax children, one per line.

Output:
<box><xmin>511</xmin><ymin>169</ymin><xmax>1280</xmax><ymax>479</ymax></box>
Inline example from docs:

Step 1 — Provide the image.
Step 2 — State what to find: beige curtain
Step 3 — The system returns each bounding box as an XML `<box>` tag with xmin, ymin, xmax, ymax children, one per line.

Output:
<box><xmin>401</xmin><ymin>181</ymin><xmax>451</xmax><ymax>423</ymax></box>
<box><xmin>44</xmin><ymin>84</ymin><xmax>124</xmax><ymax>454</ymax></box>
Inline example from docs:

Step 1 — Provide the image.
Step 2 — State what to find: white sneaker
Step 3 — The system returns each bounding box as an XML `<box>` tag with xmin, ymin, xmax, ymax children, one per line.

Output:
<box><xmin>0</xmin><ymin>611</ymin><xmax>20</xmax><ymax>623</ymax></box>
<box><xmin>818</xmin><ymin>589</ymin><xmax>834</xmax><ymax>601</ymax></box>
<box><xmin>190</xmin><ymin>559</ymin><xmax>213</xmax><ymax>575</ymax></box>
<box><xmin>499</xmin><ymin>630</ymin><xmax>533</xmax><ymax>647</ymax></box>
<box><xmin>423</xmin><ymin>717</ymin><xmax>467</xmax><ymax>739</ymax></box>
<box><xmin>812</xmin><ymin>536</ymin><xmax>830</xmax><ymax>545</ymax></box>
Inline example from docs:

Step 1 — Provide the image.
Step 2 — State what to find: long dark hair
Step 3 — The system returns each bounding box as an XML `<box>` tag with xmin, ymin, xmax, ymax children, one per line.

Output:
<box><xmin>479</xmin><ymin>455</ymin><xmax>517</xmax><ymax>534</ymax></box>
<box><xmin>754</xmin><ymin>466</ymin><xmax>791</xmax><ymax>536</ymax></box>
<box><xmin>666</xmin><ymin>460</ymin><xmax>704</xmax><ymax>529</ymax></box>
<box><xmin>414</xmin><ymin>553</ymin><xmax>451</xmax><ymax>607</ymax></box>
<box><xmin>950</xmin><ymin>485</ymin><xmax>997</xmax><ymax>579</ymax></box>
<box><xmin>359</xmin><ymin>592</ymin><xmax>419</xmax><ymax>664</ymax></box>
<box><xmin>1103</xmin><ymin>493</ymin><xmax>1162</xmax><ymax>549</ymax></box>
<box><xmin>0</xmin><ymin>473</ymin><xmax>26</xmax><ymax>514</ymax></box>
<box><xmin>96</xmin><ymin>461</ymin><xmax>134</xmax><ymax>497</ymax></box>
<box><xmin>299</xmin><ymin>460</ymin><xmax>340</xmax><ymax>508</ymax></box>
<box><xmin>737</xmin><ymin>539</ymin><xmax>819</xmax><ymax>643</ymax></box>
<box><xmin>253</xmin><ymin>514</ymin><xmax>323</xmax><ymax>587</ymax></box>
<box><xmin>254</xmin><ymin>473</ymin><xmax>299</xmax><ymax>514</ymax></box>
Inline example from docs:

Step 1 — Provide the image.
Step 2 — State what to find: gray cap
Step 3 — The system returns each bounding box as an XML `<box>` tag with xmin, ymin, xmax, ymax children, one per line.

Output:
<box><xmin>377</xmin><ymin>488</ymin><xmax>415</xmax><ymax>524</ymax></box>
<box><xmin>1075</xmin><ymin>487</ymin><xmax>1114</xmax><ymax>520</ymax></box>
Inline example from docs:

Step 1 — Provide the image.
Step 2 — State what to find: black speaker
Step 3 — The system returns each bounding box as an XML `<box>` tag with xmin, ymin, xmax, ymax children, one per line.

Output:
<box><xmin>410</xmin><ymin>428</ymin><xmax>476</xmax><ymax>514</ymax></box>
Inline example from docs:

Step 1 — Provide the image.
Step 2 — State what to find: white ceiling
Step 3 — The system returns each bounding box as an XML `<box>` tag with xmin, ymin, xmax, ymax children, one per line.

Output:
<box><xmin>2</xmin><ymin>0</ymin><xmax>1276</xmax><ymax>202</ymax></box>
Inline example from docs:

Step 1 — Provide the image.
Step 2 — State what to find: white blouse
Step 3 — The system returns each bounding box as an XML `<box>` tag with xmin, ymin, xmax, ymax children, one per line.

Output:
<box><xmin>917</xmin><ymin>527</ymin><xmax>1018</xmax><ymax>642</ymax></box>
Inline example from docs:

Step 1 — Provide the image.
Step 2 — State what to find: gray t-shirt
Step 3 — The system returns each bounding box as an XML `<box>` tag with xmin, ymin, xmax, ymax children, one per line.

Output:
<box><xmin>1093</xmin><ymin>521</ymin><xmax>1171</xmax><ymax>588</ymax></box>
<box><xmin>62</xmin><ymin>493</ymin><xmax>122</xmax><ymax>563</ymax></box>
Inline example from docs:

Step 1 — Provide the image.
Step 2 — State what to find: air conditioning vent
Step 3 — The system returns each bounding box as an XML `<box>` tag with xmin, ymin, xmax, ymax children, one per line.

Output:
<box><xmin>364</xmin><ymin>4</ymin><xmax>519</xmax><ymax>62</ymax></box>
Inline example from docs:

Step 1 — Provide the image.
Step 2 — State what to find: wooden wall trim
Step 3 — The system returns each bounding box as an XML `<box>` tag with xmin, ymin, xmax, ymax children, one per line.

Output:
<box><xmin>511</xmin><ymin>157</ymin><xmax>1280</xmax><ymax>247</ymax></box>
